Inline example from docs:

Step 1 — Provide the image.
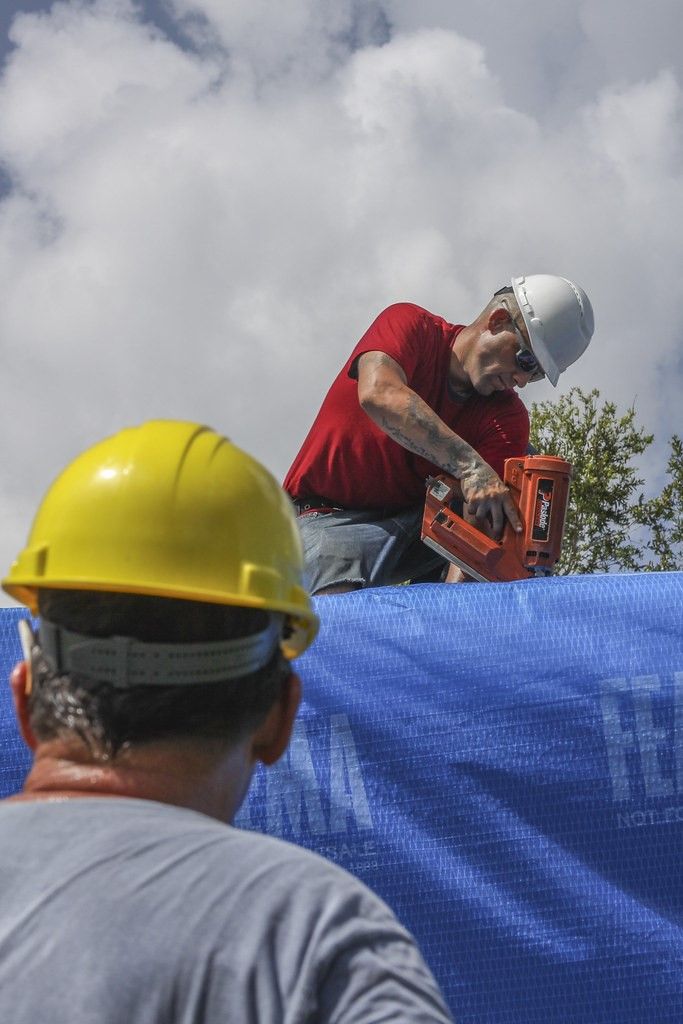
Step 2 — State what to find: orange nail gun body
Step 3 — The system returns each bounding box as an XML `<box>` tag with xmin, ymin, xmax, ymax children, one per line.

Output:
<box><xmin>421</xmin><ymin>455</ymin><xmax>572</xmax><ymax>583</ymax></box>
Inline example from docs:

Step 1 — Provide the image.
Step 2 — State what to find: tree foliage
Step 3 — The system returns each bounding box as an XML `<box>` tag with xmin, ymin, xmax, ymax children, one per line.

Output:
<box><xmin>529</xmin><ymin>388</ymin><xmax>682</xmax><ymax>575</ymax></box>
<box><xmin>635</xmin><ymin>434</ymin><xmax>683</xmax><ymax>571</ymax></box>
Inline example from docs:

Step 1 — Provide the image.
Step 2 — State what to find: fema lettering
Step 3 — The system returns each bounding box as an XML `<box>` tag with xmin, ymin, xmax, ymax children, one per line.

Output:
<box><xmin>235</xmin><ymin>713</ymin><xmax>374</xmax><ymax>839</ymax></box>
<box><xmin>600</xmin><ymin>672</ymin><xmax>683</xmax><ymax>804</ymax></box>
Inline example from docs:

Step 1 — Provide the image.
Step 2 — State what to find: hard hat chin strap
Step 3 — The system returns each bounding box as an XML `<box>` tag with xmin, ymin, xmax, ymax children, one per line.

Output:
<box><xmin>36</xmin><ymin>615</ymin><xmax>285</xmax><ymax>688</ymax></box>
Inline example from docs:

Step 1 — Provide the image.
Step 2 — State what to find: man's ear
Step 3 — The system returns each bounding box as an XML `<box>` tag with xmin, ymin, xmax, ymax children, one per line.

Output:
<box><xmin>250</xmin><ymin>672</ymin><xmax>301</xmax><ymax>767</ymax></box>
<box><xmin>10</xmin><ymin>662</ymin><xmax>38</xmax><ymax>751</ymax></box>
<box><xmin>487</xmin><ymin>306</ymin><xmax>512</xmax><ymax>333</ymax></box>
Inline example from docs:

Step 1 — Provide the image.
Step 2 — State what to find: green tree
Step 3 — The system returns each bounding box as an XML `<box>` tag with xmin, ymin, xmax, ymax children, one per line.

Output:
<box><xmin>529</xmin><ymin>387</ymin><xmax>682</xmax><ymax>575</ymax></box>
<box><xmin>636</xmin><ymin>434</ymin><xmax>683</xmax><ymax>571</ymax></box>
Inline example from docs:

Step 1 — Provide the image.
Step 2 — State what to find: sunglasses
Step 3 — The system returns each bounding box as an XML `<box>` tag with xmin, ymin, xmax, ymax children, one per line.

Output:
<box><xmin>511</xmin><ymin>325</ymin><xmax>544</xmax><ymax>382</ymax></box>
<box><xmin>508</xmin><ymin>313</ymin><xmax>545</xmax><ymax>382</ymax></box>
<box><xmin>494</xmin><ymin>285</ymin><xmax>545</xmax><ymax>382</ymax></box>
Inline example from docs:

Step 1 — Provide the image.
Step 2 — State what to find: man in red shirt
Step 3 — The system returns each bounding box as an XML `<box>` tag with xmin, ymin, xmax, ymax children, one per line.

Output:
<box><xmin>284</xmin><ymin>275</ymin><xmax>594</xmax><ymax>595</ymax></box>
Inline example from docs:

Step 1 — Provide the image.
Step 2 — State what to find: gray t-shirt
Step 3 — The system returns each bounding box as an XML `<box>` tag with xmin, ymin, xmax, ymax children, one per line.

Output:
<box><xmin>0</xmin><ymin>798</ymin><xmax>452</xmax><ymax>1023</ymax></box>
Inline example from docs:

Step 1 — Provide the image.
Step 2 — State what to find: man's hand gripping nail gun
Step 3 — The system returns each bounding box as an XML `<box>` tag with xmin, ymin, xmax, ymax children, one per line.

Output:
<box><xmin>421</xmin><ymin>455</ymin><xmax>572</xmax><ymax>583</ymax></box>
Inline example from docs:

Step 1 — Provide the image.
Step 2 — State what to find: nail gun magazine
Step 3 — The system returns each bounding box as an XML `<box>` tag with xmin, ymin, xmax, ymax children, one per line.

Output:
<box><xmin>421</xmin><ymin>455</ymin><xmax>572</xmax><ymax>583</ymax></box>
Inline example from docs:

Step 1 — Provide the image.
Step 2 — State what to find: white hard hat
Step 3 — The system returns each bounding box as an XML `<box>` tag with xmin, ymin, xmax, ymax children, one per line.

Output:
<box><xmin>511</xmin><ymin>275</ymin><xmax>594</xmax><ymax>386</ymax></box>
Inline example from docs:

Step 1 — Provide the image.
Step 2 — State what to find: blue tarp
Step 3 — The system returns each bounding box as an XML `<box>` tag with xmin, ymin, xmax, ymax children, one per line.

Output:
<box><xmin>1</xmin><ymin>573</ymin><xmax>682</xmax><ymax>1022</ymax></box>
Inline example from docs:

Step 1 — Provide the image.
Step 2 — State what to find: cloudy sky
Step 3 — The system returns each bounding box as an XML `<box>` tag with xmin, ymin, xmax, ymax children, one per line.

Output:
<box><xmin>1</xmin><ymin>0</ymin><xmax>682</xmax><ymax>600</ymax></box>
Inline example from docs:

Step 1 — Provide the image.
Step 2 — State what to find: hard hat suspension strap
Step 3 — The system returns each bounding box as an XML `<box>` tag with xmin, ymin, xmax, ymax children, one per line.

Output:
<box><xmin>35</xmin><ymin>616</ymin><xmax>285</xmax><ymax>687</ymax></box>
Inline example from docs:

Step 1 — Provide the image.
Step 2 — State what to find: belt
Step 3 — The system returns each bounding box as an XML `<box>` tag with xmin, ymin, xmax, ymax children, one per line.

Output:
<box><xmin>291</xmin><ymin>495</ymin><xmax>405</xmax><ymax>519</ymax></box>
<box><xmin>292</xmin><ymin>495</ymin><xmax>343</xmax><ymax>516</ymax></box>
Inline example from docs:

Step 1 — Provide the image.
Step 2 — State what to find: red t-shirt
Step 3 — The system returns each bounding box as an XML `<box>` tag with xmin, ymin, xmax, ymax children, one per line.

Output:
<box><xmin>284</xmin><ymin>303</ymin><xmax>530</xmax><ymax>510</ymax></box>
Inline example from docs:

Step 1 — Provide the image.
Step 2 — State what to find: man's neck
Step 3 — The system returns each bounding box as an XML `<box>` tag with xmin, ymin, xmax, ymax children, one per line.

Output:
<box><xmin>448</xmin><ymin>323</ymin><xmax>476</xmax><ymax>400</ymax></box>
<box><xmin>7</xmin><ymin>738</ymin><xmax>254</xmax><ymax>824</ymax></box>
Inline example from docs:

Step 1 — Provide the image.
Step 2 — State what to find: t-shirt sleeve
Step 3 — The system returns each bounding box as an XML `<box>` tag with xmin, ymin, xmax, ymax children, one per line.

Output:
<box><xmin>475</xmin><ymin>395</ymin><xmax>530</xmax><ymax>478</ymax></box>
<box><xmin>319</xmin><ymin>929</ymin><xmax>454</xmax><ymax>1023</ymax></box>
<box><xmin>348</xmin><ymin>304</ymin><xmax>431</xmax><ymax>384</ymax></box>
<box><xmin>314</xmin><ymin>884</ymin><xmax>454</xmax><ymax>1023</ymax></box>
<box><xmin>192</xmin><ymin>834</ymin><xmax>454</xmax><ymax>1024</ymax></box>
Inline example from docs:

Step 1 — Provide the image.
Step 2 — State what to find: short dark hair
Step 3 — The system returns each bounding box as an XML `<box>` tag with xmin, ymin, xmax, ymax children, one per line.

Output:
<box><xmin>28</xmin><ymin>590</ymin><xmax>289</xmax><ymax>760</ymax></box>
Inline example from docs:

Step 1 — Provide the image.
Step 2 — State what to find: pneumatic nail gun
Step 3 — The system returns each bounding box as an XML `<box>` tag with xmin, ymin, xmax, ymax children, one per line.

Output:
<box><xmin>421</xmin><ymin>455</ymin><xmax>572</xmax><ymax>582</ymax></box>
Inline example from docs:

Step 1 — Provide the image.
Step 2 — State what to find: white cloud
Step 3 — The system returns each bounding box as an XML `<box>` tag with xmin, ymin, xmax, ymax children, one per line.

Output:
<box><xmin>383</xmin><ymin>0</ymin><xmax>683</xmax><ymax>123</ymax></box>
<box><xmin>167</xmin><ymin>0</ymin><xmax>391</xmax><ymax>84</ymax></box>
<box><xmin>0</xmin><ymin>0</ymin><xmax>682</xmax><ymax>600</ymax></box>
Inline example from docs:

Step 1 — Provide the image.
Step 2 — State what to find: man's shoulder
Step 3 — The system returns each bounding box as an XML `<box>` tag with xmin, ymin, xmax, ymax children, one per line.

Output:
<box><xmin>1</xmin><ymin>796</ymin><xmax>394</xmax><ymax>912</ymax></box>
<box><xmin>353</xmin><ymin>303</ymin><xmax>458</xmax><ymax>370</ymax></box>
<box><xmin>373</xmin><ymin>302</ymin><xmax>454</xmax><ymax>331</ymax></box>
<box><xmin>230</xmin><ymin>825</ymin><xmax>393</xmax><ymax>909</ymax></box>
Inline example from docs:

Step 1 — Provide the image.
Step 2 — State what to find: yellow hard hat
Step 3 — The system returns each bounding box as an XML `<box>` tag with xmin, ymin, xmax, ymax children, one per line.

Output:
<box><xmin>3</xmin><ymin>420</ymin><xmax>318</xmax><ymax>659</ymax></box>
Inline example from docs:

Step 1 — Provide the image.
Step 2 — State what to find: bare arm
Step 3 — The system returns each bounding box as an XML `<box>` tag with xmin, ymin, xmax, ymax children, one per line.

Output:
<box><xmin>356</xmin><ymin>350</ymin><xmax>521</xmax><ymax>537</ymax></box>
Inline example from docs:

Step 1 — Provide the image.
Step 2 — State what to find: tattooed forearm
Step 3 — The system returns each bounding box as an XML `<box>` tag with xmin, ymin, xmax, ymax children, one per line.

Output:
<box><xmin>377</xmin><ymin>391</ymin><xmax>482</xmax><ymax>479</ymax></box>
<box><xmin>357</xmin><ymin>350</ymin><xmax>517</xmax><ymax>529</ymax></box>
<box><xmin>357</xmin><ymin>351</ymin><xmax>501</xmax><ymax>489</ymax></box>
